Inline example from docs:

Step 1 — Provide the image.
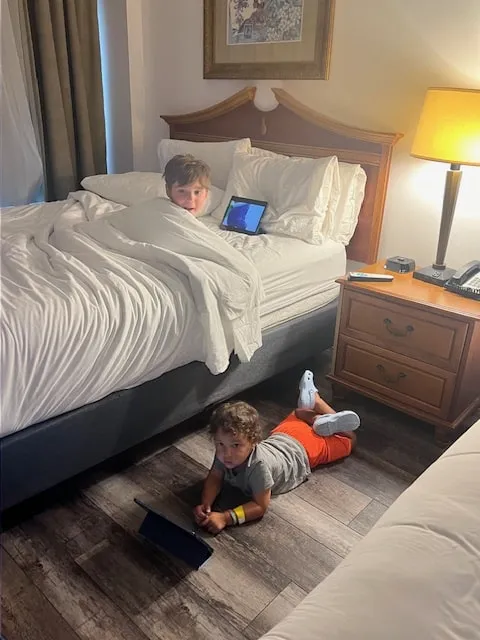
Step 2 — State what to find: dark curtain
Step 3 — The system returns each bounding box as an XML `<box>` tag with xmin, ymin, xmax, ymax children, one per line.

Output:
<box><xmin>27</xmin><ymin>0</ymin><xmax>106</xmax><ymax>200</ymax></box>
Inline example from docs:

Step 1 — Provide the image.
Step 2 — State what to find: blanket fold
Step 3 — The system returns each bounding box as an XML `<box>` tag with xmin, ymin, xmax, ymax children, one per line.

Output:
<box><xmin>75</xmin><ymin>194</ymin><xmax>265</xmax><ymax>372</ymax></box>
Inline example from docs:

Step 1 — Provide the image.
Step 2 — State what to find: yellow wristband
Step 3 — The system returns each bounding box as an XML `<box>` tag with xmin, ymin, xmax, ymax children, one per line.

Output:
<box><xmin>233</xmin><ymin>505</ymin><xmax>246</xmax><ymax>525</ymax></box>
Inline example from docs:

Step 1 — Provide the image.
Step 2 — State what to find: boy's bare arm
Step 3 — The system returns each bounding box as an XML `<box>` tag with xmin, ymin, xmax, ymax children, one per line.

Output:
<box><xmin>193</xmin><ymin>467</ymin><xmax>224</xmax><ymax>525</ymax></box>
<box><xmin>226</xmin><ymin>489</ymin><xmax>271</xmax><ymax>524</ymax></box>
<box><xmin>202</xmin><ymin>467</ymin><xmax>224</xmax><ymax>505</ymax></box>
<box><xmin>203</xmin><ymin>489</ymin><xmax>272</xmax><ymax>534</ymax></box>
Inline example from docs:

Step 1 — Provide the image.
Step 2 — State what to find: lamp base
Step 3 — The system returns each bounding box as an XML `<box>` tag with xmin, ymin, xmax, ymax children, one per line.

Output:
<box><xmin>413</xmin><ymin>265</ymin><xmax>456</xmax><ymax>286</ymax></box>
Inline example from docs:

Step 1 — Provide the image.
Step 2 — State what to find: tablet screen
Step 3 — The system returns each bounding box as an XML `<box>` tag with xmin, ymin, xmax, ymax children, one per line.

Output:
<box><xmin>220</xmin><ymin>196</ymin><xmax>268</xmax><ymax>235</ymax></box>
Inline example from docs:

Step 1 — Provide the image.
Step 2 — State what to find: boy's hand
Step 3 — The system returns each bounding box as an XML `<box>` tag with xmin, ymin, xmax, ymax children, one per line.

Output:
<box><xmin>193</xmin><ymin>503</ymin><xmax>211</xmax><ymax>526</ymax></box>
<box><xmin>204</xmin><ymin>511</ymin><xmax>228</xmax><ymax>534</ymax></box>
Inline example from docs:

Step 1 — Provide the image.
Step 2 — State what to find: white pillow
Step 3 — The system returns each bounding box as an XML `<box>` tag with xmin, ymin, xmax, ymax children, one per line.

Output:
<box><xmin>157</xmin><ymin>138</ymin><xmax>252</xmax><ymax>190</ymax></box>
<box><xmin>250</xmin><ymin>149</ymin><xmax>367</xmax><ymax>244</ymax></box>
<box><xmin>249</xmin><ymin>146</ymin><xmax>341</xmax><ymax>241</ymax></box>
<box><xmin>215</xmin><ymin>151</ymin><xmax>339</xmax><ymax>244</ymax></box>
<box><xmin>81</xmin><ymin>172</ymin><xmax>166</xmax><ymax>205</ymax></box>
<box><xmin>250</xmin><ymin>146</ymin><xmax>282</xmax><ymax>159</ymax></box>
<box><xmin>325</xmin><ymin>162</ymin><xmax>367</xmax><ymax>244</ymax></box>
<box><xmin>81</xmin><ymin>171</ymin><xmax>224</xmax><ymax>217</ymax></box>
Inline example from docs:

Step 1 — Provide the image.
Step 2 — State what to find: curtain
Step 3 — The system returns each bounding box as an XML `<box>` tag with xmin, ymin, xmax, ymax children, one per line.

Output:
<box><xmin>1</xmin><ymin>0</ymin><xmax>44</xmax><ymax>206</ymax></box>
<box><xmin>28</xmin><ymin>0</ymin><xmax>106</xmax><ymax>200</ymax></box>
<box><xmin>8</xmin><ymin>0</ymin><xmax>44</xmax><ymax>157</ymax></box>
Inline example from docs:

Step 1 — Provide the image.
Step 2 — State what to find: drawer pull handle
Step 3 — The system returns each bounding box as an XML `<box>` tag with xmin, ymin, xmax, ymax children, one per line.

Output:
<box><xmin>383</xmin><ymin>318</ymin><xmax>414</xmax><ymax>337</ymax></box>
<box><xmin>376</xmin><ymin>364</ymin><xmax>406</xmax><ymax>384</ymax></box>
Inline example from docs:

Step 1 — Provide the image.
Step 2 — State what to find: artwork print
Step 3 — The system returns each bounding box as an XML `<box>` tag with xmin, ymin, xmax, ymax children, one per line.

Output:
<box><xmin>228</xmin><ymin>0</ymin><xmax>305</xmax><ymax>45</ymax></box>
<box><xmin>204</xmin><ymin>0</ymin><xmax>334</xmax><ymax>79</ymax></box>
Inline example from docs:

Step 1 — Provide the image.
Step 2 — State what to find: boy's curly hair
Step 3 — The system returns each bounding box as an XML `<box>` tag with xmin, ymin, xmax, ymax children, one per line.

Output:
<box><xmin>163</xmin><ymin>154</ymin><xmax>211</xmax><ymax>190</ymax></box>
<box><xmin>209</xmin><ymin>401</ymin><xmax>262</xmax><ymax>444</ymax></box>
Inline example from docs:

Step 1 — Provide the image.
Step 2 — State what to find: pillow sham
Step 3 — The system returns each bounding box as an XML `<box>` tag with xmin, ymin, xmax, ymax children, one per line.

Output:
<box><xmin>81</xmin><ymin>171</ymin><xmax>224</xmax><ymax>217</ymax></box>
<box><xmin>250</xmin><ymin>147</ymin><xmax>367</xmax><ymax>244</ymax></box>
<box><xmin>214</xmin><ymin>150</ymin><xmax>339</xmax><ymax>244</ymax></box>
<box><xmin>326</xmin><ymin>162</ymin><xmax>367</xmax><ymax>244</ymax></box>
<box><xmin>157</xmin><ymin>138</ymin><xmax>251</xmax><ymax>190</ymax></box>
<box><xmin>249</xmin><ymin>146</ymin><xmax>341</xmax><ymax>241</ymax></box>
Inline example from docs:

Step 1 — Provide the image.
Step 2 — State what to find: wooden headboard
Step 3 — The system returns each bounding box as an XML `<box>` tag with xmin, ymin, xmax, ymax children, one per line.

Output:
<box><xmin>162</xmin><ymin>87</ymin><xmax>402</xmax><ymax>263</ymax></box>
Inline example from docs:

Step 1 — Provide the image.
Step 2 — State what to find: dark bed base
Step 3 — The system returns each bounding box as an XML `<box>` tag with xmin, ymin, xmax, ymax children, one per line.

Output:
<box><xmin>1</xmin><ymin>301</ymin><xmax>337</xmax><ymax>510</ymax></box>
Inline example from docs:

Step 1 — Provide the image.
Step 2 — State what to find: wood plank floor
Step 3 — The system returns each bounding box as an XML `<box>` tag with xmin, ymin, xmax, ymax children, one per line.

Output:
<box><xmin>2</xmin><ymin>350</ymin><xmax>479</xmax><ymax>640</ymax></box>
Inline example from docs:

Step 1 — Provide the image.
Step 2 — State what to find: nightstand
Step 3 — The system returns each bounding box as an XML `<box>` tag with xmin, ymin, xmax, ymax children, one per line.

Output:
<box><xmin>327</xmin><ymin>261</ymin><xmax>480</xmax><ymax>442</ymax></box>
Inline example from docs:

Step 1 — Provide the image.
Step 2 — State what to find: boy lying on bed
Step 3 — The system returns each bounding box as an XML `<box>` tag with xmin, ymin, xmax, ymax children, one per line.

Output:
<box><xmin>164</xmin><ymin>153</ymin><xmax>211</xmax><ymax>216</ymax></box>
<box><xmin>194</xmin><ymin>371</ymin><xmax>360</xmax><ymax>534</ymax></box>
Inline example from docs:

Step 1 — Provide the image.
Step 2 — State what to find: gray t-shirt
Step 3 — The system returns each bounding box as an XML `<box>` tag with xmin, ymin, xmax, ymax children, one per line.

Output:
<box><xmin>213</xmin><ymin>433</ymin><xmax>311</xmax><ymax>496</ymax></box>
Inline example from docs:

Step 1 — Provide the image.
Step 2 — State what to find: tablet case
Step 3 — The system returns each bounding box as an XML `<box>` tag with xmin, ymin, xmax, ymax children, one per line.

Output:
<box><xmin>135</xmin><ymin>498</ymin><xmax>213</xmax><ymax>569</ymax></box>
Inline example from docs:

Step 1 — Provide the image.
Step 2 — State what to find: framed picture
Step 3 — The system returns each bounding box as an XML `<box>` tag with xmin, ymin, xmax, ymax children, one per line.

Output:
<box><xmin>204</xmin><ymin>0</ymin><xmax>335</xmax><ymax>80</ymax></box>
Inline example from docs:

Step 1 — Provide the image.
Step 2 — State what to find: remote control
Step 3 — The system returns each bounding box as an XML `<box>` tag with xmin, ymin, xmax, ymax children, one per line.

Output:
<box><xmin>348</xmin><ymin>272</ymin><xmax>394</xmax><ymax>282</ymax></box>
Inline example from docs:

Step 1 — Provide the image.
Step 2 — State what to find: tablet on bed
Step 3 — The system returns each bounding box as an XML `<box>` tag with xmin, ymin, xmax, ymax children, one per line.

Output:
<box><xmin>220</xmin><ymin>196</ymin><xmax>268</xmax><ymax>235</ymax></box>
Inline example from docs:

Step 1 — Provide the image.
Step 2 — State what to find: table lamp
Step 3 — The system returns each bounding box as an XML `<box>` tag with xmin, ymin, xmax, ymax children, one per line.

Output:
<box><xmin>410</xmin><ymin>87</ymin><xmax>480</xmax><ymax>285</ymax></box>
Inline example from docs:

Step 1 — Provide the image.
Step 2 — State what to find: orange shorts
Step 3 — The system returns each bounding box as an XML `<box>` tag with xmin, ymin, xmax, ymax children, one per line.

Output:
<box><xmin>271</xmin><ymin>412</ymin><xmax>352</xmax><ymax>467</ymax></box>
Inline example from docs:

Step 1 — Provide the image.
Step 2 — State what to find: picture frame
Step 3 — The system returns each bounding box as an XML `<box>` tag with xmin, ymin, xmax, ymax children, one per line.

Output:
<box><xmin>204</xmin><ymin>0</ymin><xmax>335</xmax><ymax>80</ymax></box>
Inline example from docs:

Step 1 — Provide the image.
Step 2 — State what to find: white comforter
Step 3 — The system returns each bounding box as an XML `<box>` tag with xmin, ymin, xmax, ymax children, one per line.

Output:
<box><xmin>1</xmin><ymin>193</ymin><xmax>264</xmax><ymax>436</ymax></box>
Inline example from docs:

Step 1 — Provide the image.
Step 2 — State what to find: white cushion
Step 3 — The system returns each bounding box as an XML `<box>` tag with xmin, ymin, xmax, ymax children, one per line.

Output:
<box><xmin>249</xmin><ymin>146</ymin><xmax>341</xmax><ymax>243</ymax></box>
<box><xmin>260</xmin><ymin>419</ymin><xmax>480</xmax><ymax>640</ymax></box>
<box><xmin>250</xmin><ymin>147</ymin><xmax>366</xmax><ymax>245</ymax></box>
<box><xmin>326</xmin><ymin>162</ymin><xmax>367</xmax><ymax>244</ymax></box>
<box><xmin>215</xmin><ymin>151</ymin><xmax>339</xmax><ymax>245</ymax></box>
<box><xmin>81</xmin><ymin>171</ymin><xmax>224</xmax><ymax>217</ymax></box>
<box><xmin>250</xmin><ymin>146</ymin><xmax>282</xmax><ymax>159</ymax></box>
<box><xmin>157</xmin><ymin>138</ymin><xmax>251</xmax><ymax>190</ymax></box>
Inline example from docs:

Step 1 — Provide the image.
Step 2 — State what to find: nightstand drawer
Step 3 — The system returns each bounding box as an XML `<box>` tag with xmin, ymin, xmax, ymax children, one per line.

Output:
<box><xmin>336</xmin><ymin>338</ymin><xmax>455</xmax><ymax>417</ymax></box>
<box><xmin>340</xmin><ymin>291</ymin><xmax>468</xmax><ymax>372</ymax></box>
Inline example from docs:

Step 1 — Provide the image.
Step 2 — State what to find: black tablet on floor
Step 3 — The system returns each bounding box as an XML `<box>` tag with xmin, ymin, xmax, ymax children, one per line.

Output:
<box><xmin>220</xmin><ymin>196</ymin><xmax>268</xmax><ymax>235</ymax></box>
<box><xmin>134</xmin><ymin>498</ymin><xmax>213</xmax><ymax>569</ymax></box>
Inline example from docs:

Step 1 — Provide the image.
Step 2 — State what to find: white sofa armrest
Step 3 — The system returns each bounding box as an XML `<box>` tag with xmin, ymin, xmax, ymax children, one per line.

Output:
<box><xmin>261</xmin><ymin>419</ymin><xmax>480</xmax><ymax>640</ymax></box>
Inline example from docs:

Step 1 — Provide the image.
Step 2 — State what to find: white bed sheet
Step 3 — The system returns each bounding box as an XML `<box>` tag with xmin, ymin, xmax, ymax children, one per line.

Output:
<box><xmin>1</xmin><ymin>196</ymin><xmax>344</xmax><ymax>438</ymax></box>
<box><xmin>203</xmin><ymin>215</ymin><xmax>346</xmax><ymax>325</ymax></box>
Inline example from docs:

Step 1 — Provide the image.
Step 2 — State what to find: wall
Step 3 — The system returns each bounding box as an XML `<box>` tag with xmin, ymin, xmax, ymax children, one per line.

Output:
<box><xmin>114</xmin><ymin>0</ymin><xmax>480</xmax><ymax>268</ymax></box>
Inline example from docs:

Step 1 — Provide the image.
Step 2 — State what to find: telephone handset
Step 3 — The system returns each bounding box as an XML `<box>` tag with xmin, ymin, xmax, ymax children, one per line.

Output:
<box><xmin>445</xmin><ymin>260</ymin><xmax>480</xmax><ymax>300</ymax></box>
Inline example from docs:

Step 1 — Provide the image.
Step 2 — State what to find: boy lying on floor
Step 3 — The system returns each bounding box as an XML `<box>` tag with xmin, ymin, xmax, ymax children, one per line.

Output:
<box><xmin>193</xmin><ymin>371</ymin><xmax>360</xmax><ymax>533</ymax></box>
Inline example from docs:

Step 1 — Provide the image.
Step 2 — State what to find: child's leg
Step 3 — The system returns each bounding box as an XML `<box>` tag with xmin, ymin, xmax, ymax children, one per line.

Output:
<box><xmin>340</xmin><ymin>430</ymin><xmax>357</xmax><ymax>448</ymax></box>
<box><xmin>308</xmin><ymin>393</ymin><xmax>358</xmax><ymax>460</ymax></box>
<box><xmin>296</xmin><ymin>384</ymin><xmax>360</xmax><ymax>438</ymax></box>
<box><xmin>272</xmin><ymin>411</ymin><xmax>355</xmax><ymax>467</ymax></box>
<box><xmin>295</xmin><ymin>392</ymin><xmax>336</xmax><ymax>424</ymax></box>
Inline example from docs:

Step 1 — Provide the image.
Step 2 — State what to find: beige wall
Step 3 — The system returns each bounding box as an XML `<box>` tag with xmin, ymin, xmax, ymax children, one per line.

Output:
<box><xmin>118</xmin><ymin>0</ymin><xmax>480</xmax><ymax>268</ymax></box>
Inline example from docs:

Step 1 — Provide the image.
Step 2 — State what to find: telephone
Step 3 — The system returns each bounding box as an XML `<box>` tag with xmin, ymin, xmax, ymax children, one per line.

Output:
<box><xmin>445</xmin><ymin>260</ymin><xmax>480</xmax><ymax>300</ymax></box>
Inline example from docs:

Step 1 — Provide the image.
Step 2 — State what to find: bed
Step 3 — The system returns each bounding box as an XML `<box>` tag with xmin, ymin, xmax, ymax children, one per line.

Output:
<box><xmin>0</xmin><ymin>87</ymin><xmax>401</xmax><ymax>510</ymax></box>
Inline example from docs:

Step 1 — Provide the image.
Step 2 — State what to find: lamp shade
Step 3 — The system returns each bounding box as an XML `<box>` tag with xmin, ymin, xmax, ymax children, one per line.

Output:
<box><xmin>411</xmin><ymin>88</ymin><xmax>480</xmax><ymax>166</ymax></box>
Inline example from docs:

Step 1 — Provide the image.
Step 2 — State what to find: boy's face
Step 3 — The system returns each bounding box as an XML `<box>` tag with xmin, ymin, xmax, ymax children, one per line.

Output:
<box><xmin>168</xmin><ymin>180</ymin><xmax>209</xmax><ymax>216</ymax></box>
<box><xmin>214</xmin><ymin>428</ymin><xmax>254</xmax><ymax>469</ymax></box>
